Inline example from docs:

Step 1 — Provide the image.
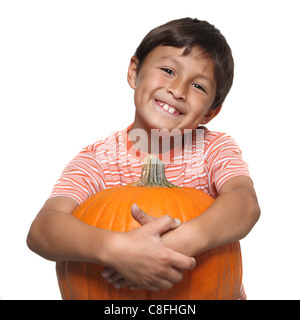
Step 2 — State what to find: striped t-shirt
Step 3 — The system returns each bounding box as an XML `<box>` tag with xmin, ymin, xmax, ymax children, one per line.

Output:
<box><xmin>49</xmin><ymin>124</ymin><xmax>250</xmax><ymax>300</ymax></box>
<box><xmin>50</xmin><ymin>124</ymin><xmax>250</xmax><ymax>203</ymax></box>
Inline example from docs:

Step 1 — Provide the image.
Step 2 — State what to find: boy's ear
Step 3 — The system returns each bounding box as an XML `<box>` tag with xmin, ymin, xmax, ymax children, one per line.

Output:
<box><xmin>201</xmin><ymin>105</ymin><xmax>222</xmax><ymax>124</ymax></box>
<box><xmin>127</xmin><ymin>56</ymin><xmax>139</xmax><ymax>89</ymax></box>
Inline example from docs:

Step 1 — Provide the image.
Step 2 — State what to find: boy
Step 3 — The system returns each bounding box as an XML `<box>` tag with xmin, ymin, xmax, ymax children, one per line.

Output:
<box><xmin>27</xmin><ymin>18</ymin><xmax>260</xmax><ymax>299</ymax></box>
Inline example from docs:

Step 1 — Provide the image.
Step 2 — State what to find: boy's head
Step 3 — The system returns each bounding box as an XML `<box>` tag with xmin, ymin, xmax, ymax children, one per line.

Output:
<box><xmin>134</xmin><ymin>17</ymin><xmax>234</xmax><ymax>110</ymax></box>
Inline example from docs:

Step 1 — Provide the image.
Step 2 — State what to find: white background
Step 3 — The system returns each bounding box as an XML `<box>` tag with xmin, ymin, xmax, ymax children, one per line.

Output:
<box><xmin>1</xmin><ymin>0</ymin><xmax>299</xmax><ymax>300</ymax></box>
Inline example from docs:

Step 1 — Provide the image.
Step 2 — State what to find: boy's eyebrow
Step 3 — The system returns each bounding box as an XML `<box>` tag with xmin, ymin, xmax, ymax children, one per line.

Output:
<box><xmin>158</xmin><ymin>56</ymin><xmax>214</xmax><ymax>85</ymax></box>
<box><xmin>158</xmin><ymin>56</ymin><xmax>182</xmax><ymax>68</ymax></box>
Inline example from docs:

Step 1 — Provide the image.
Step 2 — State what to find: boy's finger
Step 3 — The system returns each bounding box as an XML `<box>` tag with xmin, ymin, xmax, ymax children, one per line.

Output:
<box><xmin>101</xmin><ymin>267</ymin><xmax>115</xmax><ymax>279</ymax></box>
<box><xmin>146</xmin><ymin>214</ymin><xmax>181</xmax><ymax>235</ymax></box>
<box><xmin>131</xmin><ymin>204</ymin><xmax>181</xmax><ymax>231</ymax></box>
<box><xmin>131</xmin><ymin>203</ymin><xmax>156</xmax><ymax>225</ymax></box>
<box><xmin>171</xmin><ymin>252</ymin><xmax>196</xmax><ymax>271</ymax></box>
<box><xmin>112</xmin><ymin>278</ymin><xmax>134</xmax><ymax>289</ymax></box>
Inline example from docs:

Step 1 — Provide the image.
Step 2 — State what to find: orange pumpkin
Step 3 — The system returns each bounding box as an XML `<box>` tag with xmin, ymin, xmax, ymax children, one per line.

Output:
<box><xmin>56</xmin><ymin>155</ymin><xmax>243</xmax><ymax>300</ymax></box>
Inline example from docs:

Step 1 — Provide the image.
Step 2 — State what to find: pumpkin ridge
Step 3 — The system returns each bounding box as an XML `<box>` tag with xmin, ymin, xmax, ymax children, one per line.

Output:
<box><xmin>109</xmin><ymin>186</ymin><xmax>134</xmax><ymax>232</ymax></box>
<box><xmin>169</xmin><ymin>188</ymin><xmax>189</xmax><ymax>221</ymax></box>
<box><xmin>178</xmin><ymin>188</ymin><xmax>212</xmax><ymax>219</ymax></box>
<box><xmin>72</xmin><ymin>187</ymin><xmax>116</xmax><ymax>221</ymax></box>
<box><xmin>88</xmin><ymin>188</ymin><xmax>122</xmax><ymax>229</ymax></box>
<box><xmin>169</xmin><ymin>189</ymin><xmax>194</xmax><ymax>299</ymax></box>
<box><xmin>231</xmin><ymin>241</ymin><xmax>243</xmax><ymax>297</ymax></box>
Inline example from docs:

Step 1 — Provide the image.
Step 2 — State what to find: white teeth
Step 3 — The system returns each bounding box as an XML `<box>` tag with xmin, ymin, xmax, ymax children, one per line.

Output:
<box><xmin>157</xmin><ymin>100</ymin><xmax>180</xmax><ymax>115</ymax></box>
<box><xmin>163</xmin><ymin>104</ymin><xmax>170</xmax><ymax>111</ymax></box>
<box><xmin>168</xmin><ymin>107</ymin><xmax>175</xmax><ymax>114</ymax></box>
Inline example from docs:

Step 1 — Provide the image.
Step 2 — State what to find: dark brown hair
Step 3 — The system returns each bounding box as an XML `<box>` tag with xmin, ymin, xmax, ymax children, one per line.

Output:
<box><xmin>135</xmin><ymin>18</ymin><xmax>234</xmax><ymax>110</ymax></box>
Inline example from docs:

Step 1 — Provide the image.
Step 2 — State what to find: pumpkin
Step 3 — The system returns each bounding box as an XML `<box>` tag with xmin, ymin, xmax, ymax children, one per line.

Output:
<box><xmin>56</xmin><ymin>155</ymin><xmax>243</xmax><ymax>300</ymax></box>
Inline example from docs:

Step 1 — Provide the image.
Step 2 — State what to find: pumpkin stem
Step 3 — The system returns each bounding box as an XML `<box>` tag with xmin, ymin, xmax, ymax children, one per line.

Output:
<box><xmin>132</xmin><ymin>155</ymin><xmax>177</xmax><ymax>188</ymax></box>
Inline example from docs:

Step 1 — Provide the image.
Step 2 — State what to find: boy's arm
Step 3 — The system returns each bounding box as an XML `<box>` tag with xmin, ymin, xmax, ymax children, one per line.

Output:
<box><xmin>161</xmin><ymin>176</ymin><xmax>260</xmax><ymax>256</ymax></box>
<box><xmin>103</xmin><ymin>176</ymin><xmax>260</xmax><ymax>288</ymax></box>
<box><xmin>26</xmin><ymin>196</ymin><xmax>196</xmax><ymax>291</ymax></box>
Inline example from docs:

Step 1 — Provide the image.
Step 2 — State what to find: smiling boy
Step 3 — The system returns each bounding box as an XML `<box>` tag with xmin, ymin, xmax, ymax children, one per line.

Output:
<box><xmin>130</xmin><ymin>46</ymin><xmax>217</xmax><ymax>135</ymax></box>
<box><xmin>27</xmin><ymin>18</ymin><xmax>260</xmax><ymax>299</ymax></box>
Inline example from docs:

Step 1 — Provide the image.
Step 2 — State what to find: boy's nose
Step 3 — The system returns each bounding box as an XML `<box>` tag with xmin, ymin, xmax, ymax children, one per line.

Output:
<box><xmin>167</xmin><ymin>79</ymin><xmax>187</xmax><ymax>101</ymax></box>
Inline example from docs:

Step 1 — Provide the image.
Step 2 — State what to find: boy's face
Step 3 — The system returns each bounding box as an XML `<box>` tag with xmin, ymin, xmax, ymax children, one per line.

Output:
<box><xmin>128</xmin><ymin>45</ymin><xmax>220</xmax><ymax>134</ymax></box>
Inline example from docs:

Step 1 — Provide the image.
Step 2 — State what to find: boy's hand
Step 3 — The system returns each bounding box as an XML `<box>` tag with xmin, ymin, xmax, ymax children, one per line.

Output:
<box><xmin>102</xmin><ymin>204</ymin><xmax>194</xmax><ymax>291</ymax></box>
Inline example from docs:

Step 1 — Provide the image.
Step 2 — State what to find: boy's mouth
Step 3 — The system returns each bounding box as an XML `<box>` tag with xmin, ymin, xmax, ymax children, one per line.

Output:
<box><xmin>154</xmin><ymin>99</ymin><xmax>183</xmax><ymax>116</ymax></box>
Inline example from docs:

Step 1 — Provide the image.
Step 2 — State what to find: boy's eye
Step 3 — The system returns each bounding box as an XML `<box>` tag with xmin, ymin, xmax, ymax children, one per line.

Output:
<box><xmin>161</xmin><ymin>68</ymin><xmax>174</xmax><ymax>75</ymax></box>
<box><xmin>192</xmin><ymin>83</ymin><xmax>206</xmax><ymax>93</ymax></box>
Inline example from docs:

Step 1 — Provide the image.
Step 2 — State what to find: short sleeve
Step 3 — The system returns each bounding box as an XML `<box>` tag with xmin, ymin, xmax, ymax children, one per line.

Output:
<box><xmin>49</xmin><ymin>145</ymin><xmax>106</xmax><ymax>204</ymax></box>
<box><xmin>204</xmin><ymin>133</ymin><xmax>251</xmax><ymax>198</ymax></box>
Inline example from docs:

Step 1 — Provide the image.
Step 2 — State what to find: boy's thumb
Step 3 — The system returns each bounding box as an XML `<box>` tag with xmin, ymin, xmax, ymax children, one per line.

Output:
<box><xmin>131</xmin><ymin>203</ymin><xmax>156</xmax><ymax>225</ymax></box>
